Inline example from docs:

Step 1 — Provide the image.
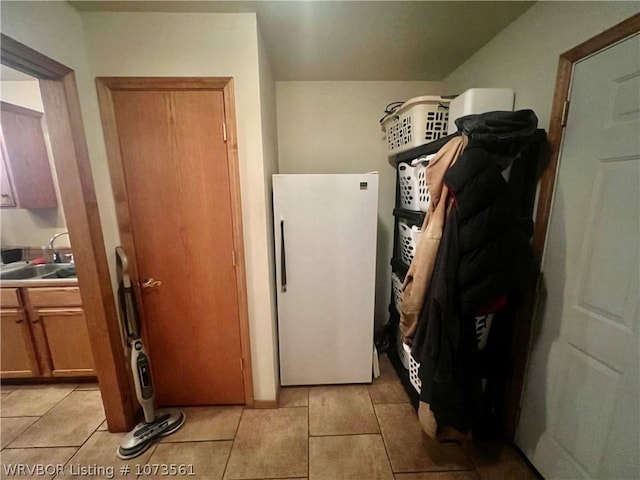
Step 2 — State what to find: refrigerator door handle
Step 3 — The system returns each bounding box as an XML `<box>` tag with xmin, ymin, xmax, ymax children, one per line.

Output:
<box><xmin>280</xmin><ymin>218</ymin><xmax>287</xmax><ymax>292</ymax></box>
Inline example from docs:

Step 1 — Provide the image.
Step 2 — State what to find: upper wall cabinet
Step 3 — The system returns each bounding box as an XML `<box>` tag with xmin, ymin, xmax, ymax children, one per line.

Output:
<box><xmin>0</xmin><ymin>147</ymin><xmax>15</xmax><ymax>207</ymax></box>
<box><xmin>0</xmin><ymin>101</ymin><xmax>57</xmax><ymax>209</ymax></box>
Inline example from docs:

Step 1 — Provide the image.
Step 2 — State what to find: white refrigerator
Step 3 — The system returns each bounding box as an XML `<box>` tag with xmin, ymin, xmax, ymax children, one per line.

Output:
<box><xmin>273</xmin><ymin>173</ymin><xmax>379</xmax><ymax>385</ymax></box>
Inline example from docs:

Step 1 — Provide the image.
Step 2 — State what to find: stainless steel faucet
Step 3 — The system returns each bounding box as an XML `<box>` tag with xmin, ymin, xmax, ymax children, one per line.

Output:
<box><xmin>48</xmin><ymin>231</ymin><xmax>69</xmax><ymax>263</ymax></box>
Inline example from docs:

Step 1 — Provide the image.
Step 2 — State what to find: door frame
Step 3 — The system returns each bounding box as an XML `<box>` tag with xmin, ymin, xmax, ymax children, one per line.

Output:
<box><xmin>0</xmin><ymin>34</ymin><xmax>137</xmax><ymax>431</ymax></box>
<box><xmin>504</xmin><ymin>13</ymin><xmax>640</xmax><ymax>439</ymax></box>
<box><xmin>95</xmin><ymin>77</ymin><xmax>254</xmax><ymax>407</ymax></box>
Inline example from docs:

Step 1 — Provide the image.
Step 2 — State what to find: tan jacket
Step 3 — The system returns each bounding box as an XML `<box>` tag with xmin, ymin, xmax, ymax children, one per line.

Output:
<box><xmin>399</xmin><ymin>135</ymin><xmax>467</xmax><ymax>343</ymax></box>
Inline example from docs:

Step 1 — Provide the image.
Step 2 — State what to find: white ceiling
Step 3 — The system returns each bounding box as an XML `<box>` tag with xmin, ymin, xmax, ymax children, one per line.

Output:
<box><xmin>69</xmin><ymin>1</ymin><xmax>534</xmax><ymax>81</ymax></box>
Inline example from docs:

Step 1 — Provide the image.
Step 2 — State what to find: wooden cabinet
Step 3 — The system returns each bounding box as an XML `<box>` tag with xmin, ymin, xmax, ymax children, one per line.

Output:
<box><xmin>36</xmin><ymin>309</ymin><xmax>95</xmax><ymax>377</ymax></box>
<box><xmin>0</xmin><ymin>288</ymin><xmax>40</xmax><ymax>378</ymax></box>
<box><xmin>0</xmin><ymin>308</ymin><xmax>40</xmax><ymax>378</ymax></box>
<box><xmin>25</xmin><ymin>286</ymin><xmax>95</xmax><ymax>377</ymax></box>
<box><xmin>0</xmin><ymin>147</ymin><xmax>16</xmax><ymax>207</ymax></box>
<box><xmin>0</xmin><ymin>101</ymin><xmax>57</xmax><ymax>209</ymax></box>
<box><xmin>0</xmin><ymin>285</ymin><xmax>95</xmax><ymax>379</ymax></box>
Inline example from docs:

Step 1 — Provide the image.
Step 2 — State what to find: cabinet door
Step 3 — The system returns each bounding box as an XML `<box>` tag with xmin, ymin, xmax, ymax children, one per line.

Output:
<box><xmin>36</xmin><ymin>308</ymin><xmax>95</xmax><ymax>377</ymax></box>
<box><xmin>1</xmin><ymin>309</ymin><xmax>40</xmax><ymax>378</ymax></box>
<box><xmin>0</xmin><ymin>142</ymin><xmax>16</xmax><ymax>207</ymax></box>
<box><xmin>0</xmin><ymin>101</ymin><xmax>57</xmax><ymax>208</ymax></box>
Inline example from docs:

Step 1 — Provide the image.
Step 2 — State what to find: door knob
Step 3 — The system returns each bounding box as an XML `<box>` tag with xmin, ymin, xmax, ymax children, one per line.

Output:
<box><xmin>142</xmin><ymin>278</ymin><xmax>162</xmax><ymax>289</ymax></box>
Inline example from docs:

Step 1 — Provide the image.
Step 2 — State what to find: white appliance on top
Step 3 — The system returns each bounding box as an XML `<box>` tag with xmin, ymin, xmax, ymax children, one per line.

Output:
<box><xmin>273</xmin><ymin>173</ymin><xmax>378</xmax><ymax>385</ymax></box>
<box><xmin>447</xmin><ymin>88</ymin><xmax>515</xmax><ymax>135</ymax></box>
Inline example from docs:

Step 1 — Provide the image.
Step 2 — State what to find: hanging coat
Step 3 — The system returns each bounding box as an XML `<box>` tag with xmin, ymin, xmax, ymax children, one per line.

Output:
<box><xmin>412</xmin><ymin>110</ymin><xmax>541</xmax><ymax>439</ymax></box>
<box><xmin>399</xmin><ymin>135</ymin><xmax>467</xmax><ymax>343</ymax></box>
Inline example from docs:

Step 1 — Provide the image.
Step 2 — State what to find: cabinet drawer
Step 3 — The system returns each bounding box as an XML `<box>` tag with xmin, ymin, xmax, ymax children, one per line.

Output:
<box><xmin>1</xmin><ymin>288</ymin><xmax>21</xmax><ymax>308</ymax></box>
<box><xmin>26</xmin><ymin>287</ymin><xmax>82</xmax><ymax>307</ymax></box>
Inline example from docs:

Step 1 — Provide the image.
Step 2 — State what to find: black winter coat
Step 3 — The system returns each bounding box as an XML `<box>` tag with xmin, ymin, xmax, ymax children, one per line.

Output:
<box><xmin>448</xmin><ymin>140</ymin><xmax>534</xmax><ymax>317</ymax></box>
<box><xmin>411</xmin><ymin>110</ymin><xmax>541</xmax><ymax>435</ymax></box>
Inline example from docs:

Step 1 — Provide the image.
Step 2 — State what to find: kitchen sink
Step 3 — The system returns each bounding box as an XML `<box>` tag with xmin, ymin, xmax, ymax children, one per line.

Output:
<box><xmin>0</xmin><ymin>263</ymin><xmax>76</xmax><ymax>280</ymax></box>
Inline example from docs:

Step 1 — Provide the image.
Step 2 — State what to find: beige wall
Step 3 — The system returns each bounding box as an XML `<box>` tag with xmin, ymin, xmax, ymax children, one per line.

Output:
<box><xmin>7</xmin><ymin>0</ymin><xmax>632</xmax><ymax>404</ymax></box>
<box><xmin>275</xmin><ymin>81</ymin><xmax>442</xmax><ymax>328</ymax></box>
<box><xmin>79</xmin><ymin>11</ymin><xmax>278</xmax><ymax>402</ymax></box>
<box><xmin>1</xmin><ymin>4</ymin><xmax>279</xmax><ymax>402</ymax></box>
<box><xmin>443</xmin><ymin>2</ymin><xmax>640</xmax><ymax>131</ymax></box>
<box><xmin>441</xmin><ymin>0</ymin><xmax>640</xmax><ymax>457</ymax></box>
<box><xmin>1</xmin><ymin>1</ymin><xmax>121</xmax><ymax>285</ymax></box>
<box><xmin>1</xmin><ymin>80</ymin><xmax>43</xmax><ymax>111</ymax></box>
<box><xmin>257</xmin><ymin>27</ymin><xmax>281</xmax><ymax>387</ymax></box>
<box><xmin>0</xmin><ymin>80</ymin><xmax>68</xmax><ymax>248</ymax></box>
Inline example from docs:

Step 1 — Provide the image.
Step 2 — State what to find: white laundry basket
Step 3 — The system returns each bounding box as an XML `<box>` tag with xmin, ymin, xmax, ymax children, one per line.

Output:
<box><xmin>412</xmin><ymin>155</ymin><xmax>434</xmax><ymax>212</ymax></box>
<box><xmin>391</xmin><ymin>273</ymin><xmax>403</xmax><ymax>313</ymax></box>
<box><xmin>398</xmin><ymin>163</ymin><xmax>421</xmax><ymax>211</ymax></box>
<box><xmin>398</xmin><ymin>158</ymin><xmax>431</xmax><ymax>212</ymax></box>
<box><xmin>475</xmin><ymin>314</ymin><xmax>494</xmax><ymax>350</ymax></box>
<box><xmin>382</xmin><ymin>96</ymin><xmax>450</xmax><ymax>156</ymax></box>
<box><xmin>391</xmin><ymin>273</ymin><xmax>402</xmax><ymax>313</ymax></box>
<box><xmin>415</xmin><ymin>163</ymin><xmax>430</xmax><ymax>212</ymax></box>
<box><xmin>396</xmin><ymin>310</ymin><xmax>422</xmax><ymax>393</ymax></box>
<box><xmin>397</xmin><ymin>333</ymin><xmax>411</xmax><ymax>371</ymax></box>
<box><xmin>408</xmin><ymin>349</ymin><xmax>421</xmax><ymax>394</ymax></box>
<box><xmin>396</xmin><ymin>331</ymin><xmax>421</xmax><ymax>393</ymax></box>
<box><xmin>398</xmin><ymin>221</ymin><xmax>421</xmax><ymax>266</ymax></box>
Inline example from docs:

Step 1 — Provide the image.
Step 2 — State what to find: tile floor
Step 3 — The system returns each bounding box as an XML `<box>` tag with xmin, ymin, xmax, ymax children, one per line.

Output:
<box><xmin>0</xmin><ymin>357</ymin><xmax>539</xmax><ymax>479</ymax></box>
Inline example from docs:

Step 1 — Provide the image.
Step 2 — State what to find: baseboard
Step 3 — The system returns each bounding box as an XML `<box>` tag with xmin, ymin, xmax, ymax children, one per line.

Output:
<box><xmin>251</xmin><ymin>384</ymin><xmax>280</xmax><ymax>409</ymax></box>
<box><xmin>252</xmin><ymin>399</ymin><xmax>278</xmax><ymax>409</ymax></box>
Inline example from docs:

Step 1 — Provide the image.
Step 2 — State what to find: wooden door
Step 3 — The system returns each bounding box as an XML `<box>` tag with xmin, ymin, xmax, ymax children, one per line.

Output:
<box><xmin>1</xmin><ymin>309</ymin><xmax>40</xmax><ymax>378</ymax></box>
<box><xmin>38</xmin><ymin>308</ymin><xmax>96</xmax><ymax>377</ymax></box>
<box><xmin>516</xmin><ymin>34</ymin><xmax>639</xmax><ymax>479</ymax></box>
<box><xmin>108</xmin><ymin>88</ymin><xmax>244</xmax><ymax>405</ymax></box>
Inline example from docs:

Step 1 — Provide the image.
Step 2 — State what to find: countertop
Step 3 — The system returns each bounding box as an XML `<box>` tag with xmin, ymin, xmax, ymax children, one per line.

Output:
<box><xmin>0</xmin><ymin>277</ymin><xmax>79</xmax><ymax>288</ymax></box>
<box><xmin>0</xmin><ymin>262</ymin><xmax>78</xmax><ymax>288</ymax></box>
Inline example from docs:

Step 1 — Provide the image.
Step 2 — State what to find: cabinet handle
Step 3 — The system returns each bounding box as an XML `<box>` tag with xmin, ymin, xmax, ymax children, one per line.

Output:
<box><xmin>32</xmin><ymin>317</ymin><xmax>39</xmax><ymax>324</ymax></box>
<box><xmin>15</xmin><ymin>318</ymin><xmax>23</xmax><ymax>324</ymax></box>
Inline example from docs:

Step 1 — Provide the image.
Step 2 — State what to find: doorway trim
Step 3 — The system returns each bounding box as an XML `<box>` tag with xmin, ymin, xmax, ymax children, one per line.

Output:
<box><xmin>532</xmin><ymin>13</ymin><xmax>640</xmax><ymax>262</ymax></box>
<box><xmin>504</xmin><ymin>13</ymin><xmax>640</xmax><ymax>439</ymax></box>
<box><xmin>0</xmin><ymin>34</ymin><xmax>137</xmax><ymax>431</ymax></box>
<box><xmin>95</xmin><ymin>77</ymin><xmax>254</xmax><ymax>407</ymax></box>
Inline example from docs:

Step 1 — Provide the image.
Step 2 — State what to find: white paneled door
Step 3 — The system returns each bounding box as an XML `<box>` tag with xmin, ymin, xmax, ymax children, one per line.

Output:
<box><xmin>517</xmin><ymin>34</ymin><xmax>640</xmax><ymax>479</ymax></box>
